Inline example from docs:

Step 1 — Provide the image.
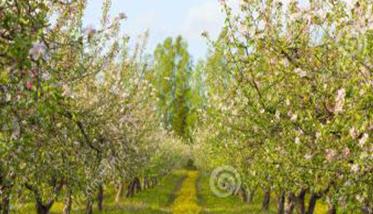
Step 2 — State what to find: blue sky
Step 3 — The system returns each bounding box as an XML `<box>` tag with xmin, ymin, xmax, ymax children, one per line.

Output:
<box><xmin>84</xmin><ymin>0</ymin><xmax>228</xmax><ymax>60</ymax></box>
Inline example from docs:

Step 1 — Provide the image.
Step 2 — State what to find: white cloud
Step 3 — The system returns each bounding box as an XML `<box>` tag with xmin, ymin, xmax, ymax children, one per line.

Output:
<box><xmin>182</xmin><ymin>0</ymin><xmax>224</xmax><ymax>41</ymax></box>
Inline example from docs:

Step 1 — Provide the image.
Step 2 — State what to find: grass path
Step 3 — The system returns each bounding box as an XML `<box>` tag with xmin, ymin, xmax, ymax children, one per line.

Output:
<box><xmin>171</xmin><ymin>170</ymin><xmax>201</xmax><ymax>214</ymax></box>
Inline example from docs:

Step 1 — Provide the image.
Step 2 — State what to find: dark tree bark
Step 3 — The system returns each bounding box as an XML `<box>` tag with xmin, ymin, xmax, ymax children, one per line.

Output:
<box><xmin>126</xmin><ymin>181</ymin><xmax>134</xmax><ymax>198</ymax></box>
<box><xmin>134</xmin><ymin>177</ymin><xmax>141</xmax><ymax>194</ymax></box>
<box><xmin>25</xmin><ymin>178</ymin><xmax>63</xmax><ymax>214</ymax></box>
<box><xmin>97</xmin><ymin>184</ymin><xmax>104</xmax><ymax>212</ymax></box>
<box><xmin>36</xmin><ymin>201</ymin><xmax>53</xmax><ymax>214</ymax></box>
<box><xmin>327</xmin><ymin>204</ymin><xmax>337</xmax><ymax>214</ymax></box>
<box><xmin>277</xmin><ymin>191</ymin><xmax>286</xmax><ymax>214</ymax></box>
<box><xmin>262</xmin><ymin>189</ymin><xmax>271</xmax><ymax>211</ymax></box>
<box><xmin>306</xmin><ymin>193</ymin><xmax>320</xmax><ymax>214</ymax></box>
<box><xmin>361</xmin><ymin>203</ymin><xmax>372</xmax><ymax>214</ymax></box>
<box><xmin>297</xmin><ymin>189</ymin><xmax>307</xmax><ymax>214</ymax></box>
<box><xmin>1</xmin><ymin>194</ymin><xmax>10</xmax><ymax>214</ymax></box>
<box><xmin>85</xmin><ymin>199</ymin><xmax>93</xmax><ymax>214</ymax></box>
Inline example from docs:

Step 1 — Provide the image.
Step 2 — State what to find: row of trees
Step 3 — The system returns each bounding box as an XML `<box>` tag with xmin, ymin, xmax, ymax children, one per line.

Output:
<box><xmin>0</xmin><ymin>1</ymin><xmax>190</xmax><ymax>214</ymax></box>
<box><xmin>194</xmin><ymin>0</ymin><xmax>372</xmax><ymax>213</ymax></box>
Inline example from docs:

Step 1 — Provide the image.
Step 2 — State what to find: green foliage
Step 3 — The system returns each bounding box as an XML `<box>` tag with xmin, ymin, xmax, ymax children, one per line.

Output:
<box><xmin>153</xmin><ymin>36</ymin><xmax>201</xmax><ymax>141</ymax></box>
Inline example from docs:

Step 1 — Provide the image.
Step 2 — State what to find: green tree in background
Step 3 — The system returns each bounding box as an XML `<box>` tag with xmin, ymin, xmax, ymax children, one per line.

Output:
<box><xmin>153</xmin><ymin>36</ymin><xmax>201</xmax><ymax>141</ymax></box>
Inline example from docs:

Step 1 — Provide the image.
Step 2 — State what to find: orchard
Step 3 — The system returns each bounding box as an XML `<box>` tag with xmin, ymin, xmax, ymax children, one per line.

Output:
<box><xmin>0</xmin><ymin>0</ymin><xmax>371</xmax><ymax>214</ymax></box>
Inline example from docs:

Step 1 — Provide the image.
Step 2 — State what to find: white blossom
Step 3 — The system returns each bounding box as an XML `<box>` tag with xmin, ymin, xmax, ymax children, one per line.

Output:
<box><xmin>351</xmin><ymin>164</ymin><xmax>360</xmax><ymax>173</ymax></box>
<box><xmin>294</xmin><ymin>68</ymin><xmax>307</xmax><ymax>78</ymax></box>
<box><xmin>295</xmin><ymin>137</ymin><xmax>301</xmax><ymax>145</ymax></box>
<box><xmin>275</xmin><ymin>110</ymin><xmax>281</xmax><ymax>120</ymax></box>
<box><xmin>62</xmin><ymin>84</ymin><xmax>72</xmax><ymax>97</ymax></box>
<box><xmin>349</xmin><ymin>127</ymin><xmax>358</xmax><ymax>139</ymax></box>
<box><xmin>358</xmin><ymin>133</ymin><xmax>369</xmax><ymax>147</ymax></box>
<box><xmin>304</xmin><ymin>153</ymin><xmax>313</xmax><ymax>160</ymax></box>
<box><xmin>42</xmin><ymin>72</ymin><xmax>51</xmax><ymax>81</ymax></box>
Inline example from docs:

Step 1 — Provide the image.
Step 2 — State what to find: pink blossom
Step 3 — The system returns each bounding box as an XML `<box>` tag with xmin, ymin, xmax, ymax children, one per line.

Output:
<box><xmin>26</xmin><ymin>81</ymin><xmax>33</xmax><ymax>90</ymax></box>
<box><xmin>29</xmin><ymin>42</ymin><xmax>46</xmax><ymax>60</ymax></box>
<box><xmin>342</xmin><ymin>147</ymin><xmax>350</xmax><ymax>158</ymax></box>
<box><xmin>219</xmin><ymin>0</ymin><xmax>226</xmax><ymax>6</ymax></box>
<box><xmin>84</xmin><ymin>25</ymin><xmax>97</xmax><ymax>37</ymax></box>
<box><xmin>325</xmin><ymin>149</ymin><xmax>336</xmax><ymax>162</ymax></box>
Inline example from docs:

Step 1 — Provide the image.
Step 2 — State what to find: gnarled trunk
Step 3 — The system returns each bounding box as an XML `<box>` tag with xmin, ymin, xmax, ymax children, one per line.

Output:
<box><xmin>1</xmin><ymin>195</ymin><xmax>10</xmax><ymax>214</ymax></box>
<box><xmin>327</xmin><ymin>204</ymin><xmax>337</xmax><ymax>214</ymax></box>
<box><xmin>126</xmin><ymin>180</ymin><xmax>135</xmax><ymax>198</ymax></box>
<box><xmin>297</xmin><ymin>189</ymin><xmax>307</xmax><ymax>214</ymax></box>
<box><xmin>262</xmin><ymin>189</ymin><xmax>271</xmax><ymax>211</ymax></box>
<box><xmin>247</xmin><ymin>188</ymin><xmax>256</xmax><ymax>203</ymax></box>
<box><xmin>285</xmin><ymin>192</ymin><xmax>296</xmax><ymax>214</ymax></box>
<box><xmin>97</xmin><ymin>184</ymin><xmax>104</xmax><ymax>211</ymax></box>
<box><xmin>85</xmin><ymin>199</ymin><xmax>93</xmax><ymax>214</ymax></box>
<box><xmin>35</xmin><ymin>200</ymin><xmax>53</xmax><ymax>214</ymax></box>
<box><xmin>63</xmin><ymin>189</ymin><xmax>72</xmax><ymax>214</ymax></box>
<box><xmin>306</xmin><ymin>193</ymin><xmax>320</xmax><ymax>214</ymax></box>
<box><xmin>277</xmin><ymin>191</ymin><xmax>286</xmax><ymax>214</ymax></box>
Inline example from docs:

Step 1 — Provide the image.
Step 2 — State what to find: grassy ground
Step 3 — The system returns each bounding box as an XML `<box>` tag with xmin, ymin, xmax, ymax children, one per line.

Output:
<box><xmin>14</xmin><ymin>171</ymin><xmax>185</xmax><ymax>214</ymax></box>
<box><xmin>197</xmin><ymin>173</ymin><xmax>277</xmax><ymax>214</ymax></box>
<box><xmin>13</xmin><ymin>169</ymin><xmax>331</xmax><ymax>214</ymax></box>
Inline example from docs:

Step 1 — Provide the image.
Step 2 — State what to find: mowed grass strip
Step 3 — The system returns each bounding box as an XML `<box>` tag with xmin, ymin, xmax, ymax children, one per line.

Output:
<box><xmin>14</xmin><ymin>171</ymin><xmax>185</xmax><ymax>214</ymax></box>
<box><xmin>171</xmin><ymin>170</ymin><xmax>201</xmax><ymax>214</ymax></box>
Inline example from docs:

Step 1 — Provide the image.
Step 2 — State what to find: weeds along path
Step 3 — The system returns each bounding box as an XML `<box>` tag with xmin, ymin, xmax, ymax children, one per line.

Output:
<box><xmin>171</xmin><ymin>170</ymin><xmax>201</xmax><ymax>214</ymax></box>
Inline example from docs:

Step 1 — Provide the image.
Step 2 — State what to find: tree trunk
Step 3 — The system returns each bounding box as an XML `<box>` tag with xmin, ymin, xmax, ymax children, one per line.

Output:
<box><xmin>247</xmin><ymin>188</ymin><xmax>256</xmax><ymax>203</ymax></box>
<box><xmin>36</xmin><ymin>201</ymin><xmax>52</xmax><ymax>214</ymax></box>
<box><xmin>327</xmin><ymin>204</ymin><xmax>337</xmax><ymax>214</ymax></box>
<box><xmin>306</xmin><ymin>193</ymin><xmax>319</xmax><ymax>214</ymax></box>
<box><xmin>97</xmin><ymin>184</ymin><xmax>104</xmax><ymax>212</ymax></box>
<box><xmin>361</xmin><ymin>203</ymin><xmax>372</xmax><ymax>214</ymax></box>
<box><xmin>126</xmin><ymin>181</ymin><xmax>134</xmax><ymax>198</ymax></box>
<box><xmin>134</xmin><ymin>177</ymin><xmax>141</xmax><ymax>194</ymax></box>
<box><xmin>262</xmin><ymin>189</ymin><xmax>271</xmax><ymax>211</ymax></box>
<box><xmin>285</xmin><ymin>192</ymin><xmax>296</xmax><ymax>214</ymax></box>
<box><xmin>63</xmin><ymin>189</ymin><xmax>72</xmax><ymax>214</ymax></box>
<box><xmin>115</xmin><ymin>182</ymin><xmax>124</xmax><ymax>203</ymax></box>
<box><xmin>277</xmin><ymin>191</ymin><xmax>286</xmax><ymax>214</ymax></box>
<box><xmin>85</xmin><ymin>198</ymin><xmax>93</xmax><ymax>214</ymax></box>
<box><xmin>239</xmin><ymin>187</ymin><xmax>248</xmax><ymax>202</ymax></box>
<box><xmin>1</xmin><ymin>195</ymin><xmax>10</xmax><ymax>214</ymax></box>
<box><xmin>297</xmin><ymin>189</ymin><xmax>307</xmax><ymax>214</ymax></box>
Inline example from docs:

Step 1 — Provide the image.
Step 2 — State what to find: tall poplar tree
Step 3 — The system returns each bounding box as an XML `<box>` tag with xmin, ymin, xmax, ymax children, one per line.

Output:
<box><xmin>153</xmin><ymin>36</ymin><xmax>199</xmax><ymax>140</ymax></box>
